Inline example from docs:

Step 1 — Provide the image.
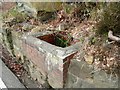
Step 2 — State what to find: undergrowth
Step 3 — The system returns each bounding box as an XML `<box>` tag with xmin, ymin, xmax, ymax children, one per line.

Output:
<box><xmin>97</xmin><ymin>2</ymin><xmax>120</xmax><ymax>35</ymax></box>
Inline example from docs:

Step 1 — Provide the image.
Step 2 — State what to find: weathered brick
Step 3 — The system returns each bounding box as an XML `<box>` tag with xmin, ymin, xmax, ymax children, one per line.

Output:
<box><xmin>22</xmin><ymin>42</ymin><xmax>48</xmax><ymax>73</ymax></box>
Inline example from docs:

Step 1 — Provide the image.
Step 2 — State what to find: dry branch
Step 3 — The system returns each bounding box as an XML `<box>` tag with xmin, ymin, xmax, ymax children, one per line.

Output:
<box><xmin>108</xmin><ymin>30</ymin><xmax>120</xmax><ymax>42</ymax></box>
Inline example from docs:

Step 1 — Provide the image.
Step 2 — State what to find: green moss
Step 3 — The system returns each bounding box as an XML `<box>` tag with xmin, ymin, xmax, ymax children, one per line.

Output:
<box><xmin>79</xmin><ymin>37</ymin><xmax>84</xmax><ymax>44</ymax></box>
<box><xmin>3</xmin><ymin>7</ymin><xmax>28</xmax><ymax>23</ymax></box>
<box><xmin>31</xmin><ymin>2</ymin><xmax>62</xmax><ymax>12</ymax></box>
<box><xmin>63</xmin><ymin>3</ymin><xmax>75</xmax><ymax>14</ymax></box>
<box><xmin>38</xmin><ymin>11</ymin><xmax>56</xmax><ymax>22</ymax></box>
<box><xmin>6</xmin><ymin>29</ymin><xmax>15</xmax><ymax>56</ymax></box>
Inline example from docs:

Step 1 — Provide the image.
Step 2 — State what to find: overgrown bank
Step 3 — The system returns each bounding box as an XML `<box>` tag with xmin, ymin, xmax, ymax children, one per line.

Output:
<box><xmin>1</xmin><ymin>2</ymin><xmax>120</xmax><ymax>88</ymax></box>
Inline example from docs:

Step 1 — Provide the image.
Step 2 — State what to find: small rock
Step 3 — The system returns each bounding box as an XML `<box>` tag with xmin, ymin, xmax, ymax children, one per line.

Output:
<box><xmin>22</xmin><ymin>23</ymin><xmax>34</xmax><ymax>31</ymax></box>
<box><xmin>84</xmin><ymin>55</ymin><xmax>94</xmax><ymax>65</ymax></box>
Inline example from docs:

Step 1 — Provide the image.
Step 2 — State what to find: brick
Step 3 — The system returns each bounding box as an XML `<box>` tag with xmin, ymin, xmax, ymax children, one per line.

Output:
<box><xmin>22</xmin><ymin>42</ymin><xmax>48</xmax><ymax>73</ymax></box>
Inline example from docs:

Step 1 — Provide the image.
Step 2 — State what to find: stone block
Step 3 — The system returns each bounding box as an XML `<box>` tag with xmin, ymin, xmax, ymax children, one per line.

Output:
<box><xmin>67</xmin><ymin>58</ymin><xmax>119</xmax><ymax>88</ymax></box>
<box><xmin>48</xmin><ymin>69</ymin><xmax>63</xmax><ymax>88</ymax></box>
<box><xmin>28</xmin><ymin>61</ymin><xmax>46</xmax><ymax>85</ymax></box>
<box><xmin>69</xmin><ymin>59</ymin><xmax>93</xmax><ymax>79</ymax></box>
<box><xmin>65</xmin><ymin>72</ymin><xmax>95</xmax><ymax>88</ymax></box>
<box><xmin>93</xmin><ymin>70</ymin><xmax>118</xmax><ymax>88</ymax></box>
<box><xmin>65</xmin><ymin>72</ymin><xmax>77</xmax><ymax>88</ymax></box>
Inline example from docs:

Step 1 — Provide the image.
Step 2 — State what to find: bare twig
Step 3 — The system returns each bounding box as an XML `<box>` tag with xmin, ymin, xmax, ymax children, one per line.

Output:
<box><xmin>108</xmin><ymin>30</ymin><xmax>120</xmax><ymax>42</ymax></box>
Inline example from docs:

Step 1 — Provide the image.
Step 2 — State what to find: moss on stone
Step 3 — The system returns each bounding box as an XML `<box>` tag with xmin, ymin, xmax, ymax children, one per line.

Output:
<box><xmin>6</xmin><ymin>29</ymin><xmax>14</xmax><ymax>56</ymax></box>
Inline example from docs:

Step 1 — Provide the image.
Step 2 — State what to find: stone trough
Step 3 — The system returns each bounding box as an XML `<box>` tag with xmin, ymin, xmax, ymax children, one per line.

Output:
<box><xmin>2</xmin><ymin>29</ymin><xmax>119</xmax><ymax>88</ymax></box>
<box><xmin>22</xmin><ymin>31</ymin><xmax>81</xmax><ymax>88</ymax></box>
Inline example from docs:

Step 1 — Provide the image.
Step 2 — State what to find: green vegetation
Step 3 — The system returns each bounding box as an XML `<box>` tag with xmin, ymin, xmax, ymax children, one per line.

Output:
<box><xmin>6</xmin><ymin>29</ymin><xmax>14</xmax><ymax>56</ymax></box>
<box><xmin>97</xmin><ymin>2</ymin><xmax>120</xmax><ymax>35</ymax></box>
<box><xmin>55</xmin><ymin>36</ymin><xmax>69</xmax><ymax>48</ymax></box>
<box><xmin>3</xmin><ymin>7</ymin><xmax>28</xmax><ymax>23</ymax></box>
<box><xmin>54</xmin><ymin>32</ymin><xmax>72</xmax><ymax>48</ymax></box>
<box><xmin>31</xmin><ymin>2</ymin><xmax>62</xmax><ymax>12</ymax></box>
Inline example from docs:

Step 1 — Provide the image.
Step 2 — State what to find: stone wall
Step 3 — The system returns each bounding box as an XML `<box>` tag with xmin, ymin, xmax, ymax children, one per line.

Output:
<box><xmin>1</xmin><ymin>29</ymin><xmax>119</xmax><ymax>88</ymax></box>
<box><xmin>65</xmin><ymin>56</ymin><xmax>119</xmax><ymax>88</ymax></box>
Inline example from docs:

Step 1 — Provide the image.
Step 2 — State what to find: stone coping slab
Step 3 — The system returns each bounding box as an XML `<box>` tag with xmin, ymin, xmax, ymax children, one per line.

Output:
<box><xmin>22</xmin><ymin>31</ymin><xmax>82</xmax><ymax>59</ymax></box>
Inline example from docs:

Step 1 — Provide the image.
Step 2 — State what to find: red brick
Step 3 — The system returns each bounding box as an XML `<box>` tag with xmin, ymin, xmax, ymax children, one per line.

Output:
<box><xmin>22</xmin><ymin>42</ymin><xmax>48</xmax><ymax>73</ymax></box>
<box><xmin>37</xmin><ymin>34</ymin><xmax>55</xmax><ymax>45</ymax></box>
